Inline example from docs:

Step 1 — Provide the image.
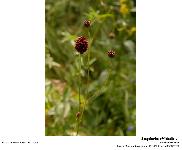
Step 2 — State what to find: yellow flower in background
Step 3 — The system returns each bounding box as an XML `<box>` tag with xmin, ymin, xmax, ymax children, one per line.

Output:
<box><xmin>128</xmin><ymin>26</ymin><xmax>136</xmax><ymax>36</ymax></box>
<box><xmin>120</xmin><ymin>0</ymin><xmax>127</xmax><ymax>3</ymax></box>
<box><xmin>120</xmin><ymin>4</ymin><xmax>129</xmax><ymax>15</ymax></box>
<box><xmin>131</xmin><ymin>27</ymin><xmax>136</xmax><ymax>32</ymax></box>
<box><xmin>45</xmin><ymin>108</ymin><xmax>48</xmax><ymax>114</ymax></box>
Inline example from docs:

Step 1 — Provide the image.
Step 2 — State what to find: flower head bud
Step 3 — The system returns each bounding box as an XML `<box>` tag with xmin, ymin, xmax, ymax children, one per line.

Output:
<box><xmin>76</xmin><ymin>112</ymin><xmax>81</xmax><ymax>118</ymax></box>
<box><xmin>108</xmin><ymin>32</ymin><xmax>115</xmax><ymax>39</ymax></box>
<box><xmin>107</xmin><ymin>50</ymin><xmax>116</xmax><ymax>58</ymax></box>
<box><xmin>84</xmin><ymin>20</ymin><xmax>91</xmax><ymax>27</ymax></box>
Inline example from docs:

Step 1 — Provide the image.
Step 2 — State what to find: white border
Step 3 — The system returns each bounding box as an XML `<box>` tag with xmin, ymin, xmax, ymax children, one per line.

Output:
<box><xmin>0</xmin><ymin>0</ymin><xmax>182</xmax><ymax>149</ymax></box>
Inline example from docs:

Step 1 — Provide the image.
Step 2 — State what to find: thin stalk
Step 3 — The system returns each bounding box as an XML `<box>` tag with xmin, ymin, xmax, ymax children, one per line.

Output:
<box><xmin>80</xmin><ymin>30</ymin><xmax>91</xmax><ymax>123</ymax></box>
<box><xmin>76</xmin><ymin>54</ymin><xmax>82</xmax><ymax>136</ymax></box>
<box><xmin>76</xmin><ymin>120</ymin><xmax>80</xmax><ymax>136</ymax></box>
<box><xmin>87</xmin><ymin>31</ymin><xmax>91</xmax><ymax>97</ymax></box>
<box><xmin>77</xmin><ymin>24</ymin><xmax>101</xmax><ymax>132</ymax></box>
<box><xmin>78</xmin><ymin>54</ymin><xmax>81</xmax><ymax>112</ymax></box>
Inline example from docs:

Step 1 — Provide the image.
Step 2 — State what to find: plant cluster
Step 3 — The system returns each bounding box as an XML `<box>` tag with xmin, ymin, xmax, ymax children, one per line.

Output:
<box><xmin>45</xmin><ymin>0</ymin><xmax>136</xmax><ymax>136</ymax></box>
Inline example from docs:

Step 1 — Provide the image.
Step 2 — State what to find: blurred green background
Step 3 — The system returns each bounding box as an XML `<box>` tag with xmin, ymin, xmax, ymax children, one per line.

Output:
<box><xmin>45</xmin><ymin>0</ymin><xmax>136</xmax><ymax>136</ymax></box>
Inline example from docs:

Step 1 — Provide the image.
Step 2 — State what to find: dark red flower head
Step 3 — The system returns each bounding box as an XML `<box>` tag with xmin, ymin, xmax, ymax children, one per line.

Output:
<box><xmin>107</xmin><ymin>50</ymin><xmax>116</xmax><ymax>58</ymax></box>
<box><xmin>75</xmin><ymin>36</ymin><xmax>88</xmax><ymax>54</ymax></box>
<box><xmin>84</xmin><ymin>20</ymin><xmax>91</xmax><ymax>27</ymax></box>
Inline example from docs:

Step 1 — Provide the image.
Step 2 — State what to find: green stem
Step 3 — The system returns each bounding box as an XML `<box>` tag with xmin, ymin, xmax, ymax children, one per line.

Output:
<box><xmin>78</xmin><ymin>54</ymin><xmax>81</xmax><ymax>112</ymax></box>
<box><xmin>80</xmin><ymin>30</ymin><xmax>91</xmax><ymax>125</ymax></box>
<box><xmin>77</xmin><ymin>24</ymin><xmax>100</xmax><ymax>133</ymax></box>
<box><xmin>76</xmin><ymin>120</ymin><xmax>80</xmax><ymax>136</ymax></box>
<box><xmin>87</xmin><ymin>30</ymin><xmax>91</xmax><ymax>99</ymax></box>
<box><xmin>90</xmin><ymin>23</ymin><xmax>101</xmax><ymax>46</ymax></box>
<box><xmin>76</xmin><ymin>54</ymin><xmax>81</xmax><ymax>136</ymax></box>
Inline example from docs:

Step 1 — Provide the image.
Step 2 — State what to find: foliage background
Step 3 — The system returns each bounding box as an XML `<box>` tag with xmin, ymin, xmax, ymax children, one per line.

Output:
<box><xmin>45</xmin><ymin>0</ymin><xmax>136</xmax><ymax>136</ymax></box>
